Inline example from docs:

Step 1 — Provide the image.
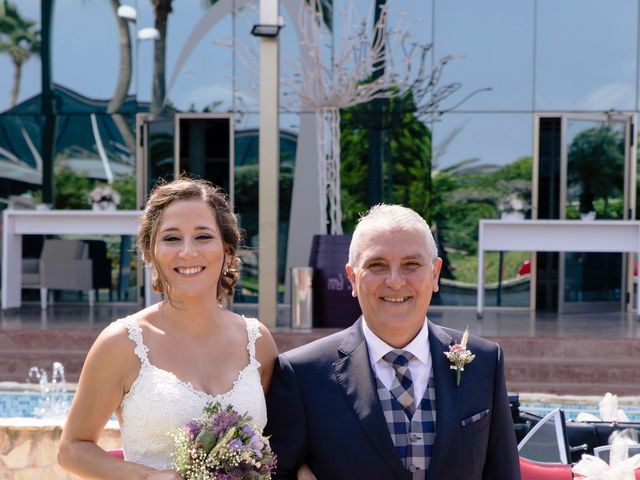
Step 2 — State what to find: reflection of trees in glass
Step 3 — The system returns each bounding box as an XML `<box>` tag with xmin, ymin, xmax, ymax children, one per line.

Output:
<box><xmin>340</xmin><ymin>92</ymin><xmax>431</xmax><ymax>233</ymax></box>
<box><xmin>234</xmin><ymin>163</ymin><xmax>293</xmax><ymax>285</ymax></box>
<box><xmin>150</xmin><ymin>0</ymin><xmax>173</xmax><ymax>116</ymax></box>
<box><xmin>0</xmin><ymin>2</ymin><xmax>40</xmax><ymax>108</ymax></box>
<box><xmin>567</xmin><ymin>126</ymin><xmax>624</xmax><ymax>217</ymax></box>
<box><xmin>47</xmin><ymin>164</ymin><xmax>136</xmax><ymax>210</ymax></box>
<box><xmin>431</xmin><ymin>156</ymin><xmax>531</xmax><ymax>273</ymax></box>
<box><xmin>107</xmin><ymin>0</ymin><xmax>135</xmax><ymax>152</ymax></box>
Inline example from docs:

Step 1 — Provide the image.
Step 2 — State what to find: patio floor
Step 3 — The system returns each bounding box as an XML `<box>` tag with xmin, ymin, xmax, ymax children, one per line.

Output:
<box><xmin>1</xmin><ymin>302</ymin><xmax>639</xmax><ymax>395</ymax></box>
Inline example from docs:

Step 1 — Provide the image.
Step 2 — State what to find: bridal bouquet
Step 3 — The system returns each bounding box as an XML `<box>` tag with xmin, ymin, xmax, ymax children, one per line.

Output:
<box><xmin>172</xmin><ymin>402</ymin><xmax>276</xmax><ymax>479</ymax></box>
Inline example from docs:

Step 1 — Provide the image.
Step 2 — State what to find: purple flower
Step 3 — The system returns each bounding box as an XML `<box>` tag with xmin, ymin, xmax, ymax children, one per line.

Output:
<box><xmin>242</xmin><ymin>425</ymin><xmax>255</xmax><ymax>437</ymax></box>
<box><xmin>211</xmin><ymin>410</ymin><xmax>240</xmax><ymax>436</ymax></box>
<box><xmin>185</xmin><ymin>420</ymin><xmax>202</xmax><ymax>439</ymax></box>
<box><xmin>215</xmin><ymin>474</ymin><xmax>236</xmax><ymax>480</ymax></box>
<box><xmin>228</xmin><ymin>438</ymin><xmax>243</xmax><ymax>450</ymax></box>
<box><xmin>248</xmin><ymin>435</ymin><xmax>265</xmax><ymax>453</ymax></box>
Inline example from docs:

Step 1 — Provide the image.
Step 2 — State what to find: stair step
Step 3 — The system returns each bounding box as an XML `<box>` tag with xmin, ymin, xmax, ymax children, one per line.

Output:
<box><xmin>493</xmin><ymin>336</ymin><xmax>640</xmax><ymax>359</ymax></box>
<box><xmin>506</xmin><ymin>357</ymin><xmax>639</xmax><ymax>367</ymax></box>
<box><xmin>0</xmin><ymin>329</ymin><xmax>637</xmax><ymax>396</ymax></box>
<box><xmin>507</xmin><ymin>381</ymin><xmax>640</xmax><ymax>396</ymax></box>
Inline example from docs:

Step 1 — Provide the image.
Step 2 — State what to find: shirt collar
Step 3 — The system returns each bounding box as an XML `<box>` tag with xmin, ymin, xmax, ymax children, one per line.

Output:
<box><xmin>362</xmin><ymin>316</ymin><xmax>430</xmax><ymax>366</ymax></box>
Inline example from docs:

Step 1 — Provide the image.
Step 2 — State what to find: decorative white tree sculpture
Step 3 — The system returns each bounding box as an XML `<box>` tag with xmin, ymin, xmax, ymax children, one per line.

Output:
<box><xmin>284</xmin><ymin>0</ymin><xmax>475</xmax><ymax>234</ymax></box>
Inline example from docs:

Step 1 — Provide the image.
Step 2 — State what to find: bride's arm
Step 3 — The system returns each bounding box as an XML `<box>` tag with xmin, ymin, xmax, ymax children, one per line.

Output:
<box><xmin>256</xmin><ymin>322</ymin><xmax>279</xmax><ymax>394</ymax></box>
<box><xmin>57</xmin><ymin>323</ymin><xmax>180</xmax><ymax>480</ymax></box>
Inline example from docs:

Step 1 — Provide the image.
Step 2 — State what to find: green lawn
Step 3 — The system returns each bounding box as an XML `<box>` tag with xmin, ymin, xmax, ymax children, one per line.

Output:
<box><xmin>448</xmin><ymin>251</ymin><xmax>531</xmax><ymax>285</ymax></box>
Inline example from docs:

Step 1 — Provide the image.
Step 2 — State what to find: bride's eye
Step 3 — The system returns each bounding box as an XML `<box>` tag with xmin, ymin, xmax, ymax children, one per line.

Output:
<box><xmin>161</xmin><ymin>235</ymin><xmax>180</xmax><ymax>242</ymax></box>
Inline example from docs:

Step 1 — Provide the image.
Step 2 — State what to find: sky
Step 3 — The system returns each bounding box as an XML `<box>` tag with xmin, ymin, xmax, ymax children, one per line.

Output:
<box><xmin>1</xmin><ymin>0</ymin><xmax>638</xmax><ymax>170</ymax></box>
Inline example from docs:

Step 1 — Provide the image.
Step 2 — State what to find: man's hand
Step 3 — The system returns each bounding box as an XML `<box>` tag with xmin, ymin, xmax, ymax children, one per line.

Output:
<box><xmin>297</xmin><ymin>464</ymin><xmax>318</xmax><ymax>480</ymax></box>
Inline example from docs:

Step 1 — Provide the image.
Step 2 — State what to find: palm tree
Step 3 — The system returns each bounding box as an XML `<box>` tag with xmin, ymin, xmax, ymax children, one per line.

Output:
<box><xmin>150</xmin><ymin>0</ymin><xmax>173</xmax><ymax>116</ymax></box>
<box><xmin>106</xmin><ymin>0</ymin><xmax>135</xmax><ymax>151</ymax></box>
<box><xmin>0</xmin><ymin>2</ymin><xmax>40</xmax><ymax>108</ymax></box>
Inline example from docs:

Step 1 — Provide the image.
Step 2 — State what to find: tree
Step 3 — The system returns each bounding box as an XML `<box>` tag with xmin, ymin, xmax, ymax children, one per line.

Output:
<box><xmin>0</xmin><ymin>2</ymin><xmax>40</xmax><ymax>108</ymax></box>
<box><xmin>340</xmin><ymin>91</ymin><xmax>431</xmax><ymax>233</ymax></box>
<box><xmin>150</xmin><ymin>0</ymin><xmax>173</xmax><ymax>116</ymax></box>
<box><xmin>567</xmin><ymin>126</ymin><xmax>624</xmax><ymax>215</ymax></box>
<box><xmin>106</xmin><ymin>0</ymin><xmax>135</xmax><ymax>152</ymax></box>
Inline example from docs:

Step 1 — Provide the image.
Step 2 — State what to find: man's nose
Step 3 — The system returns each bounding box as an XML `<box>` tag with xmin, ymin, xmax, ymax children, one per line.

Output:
<box><xmin>385</xmin><ymin>266</ymin><xmax>405</xmax><ymax>288</ymax></box>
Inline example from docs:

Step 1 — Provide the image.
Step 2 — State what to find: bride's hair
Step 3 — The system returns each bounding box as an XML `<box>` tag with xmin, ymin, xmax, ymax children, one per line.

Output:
<box><xmin>138</xmin><ymin>175</ymin><xmax>242</xmax><ymax>303</ymax></box>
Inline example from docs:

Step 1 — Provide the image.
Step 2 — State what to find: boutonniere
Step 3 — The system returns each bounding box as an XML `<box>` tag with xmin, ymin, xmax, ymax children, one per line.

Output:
<box><xmin>444</xmin><ymin>327</ymin><xmax>476</xmax><ymax>387</ymax></box>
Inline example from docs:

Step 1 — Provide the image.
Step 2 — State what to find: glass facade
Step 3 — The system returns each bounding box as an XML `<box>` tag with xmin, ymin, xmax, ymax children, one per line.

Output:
<box><xmin>1</xmin><ymin>0</ymin><xmax>638</xmax><ymax>310</ymax></box>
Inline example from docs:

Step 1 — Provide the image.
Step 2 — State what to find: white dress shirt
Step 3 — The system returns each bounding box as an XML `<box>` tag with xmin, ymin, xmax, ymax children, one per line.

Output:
<box><xmin>362</xmin><ymin>318</ymin><xmax>432</xmax><ymax>409</ymax></box>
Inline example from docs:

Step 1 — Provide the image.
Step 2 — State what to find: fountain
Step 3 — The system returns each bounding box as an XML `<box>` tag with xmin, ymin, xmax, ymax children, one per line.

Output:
<box><xmin>26</xmin><ymin>362</ymin><xmax>71</xmax><ymax>418</ymax></box>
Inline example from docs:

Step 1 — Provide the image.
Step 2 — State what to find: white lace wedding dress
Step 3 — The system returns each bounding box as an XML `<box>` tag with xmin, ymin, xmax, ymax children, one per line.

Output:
<box><xmin>114</xmin><ymin>315</ymin><xmax>267</xmax><ymax>470</ymax></box>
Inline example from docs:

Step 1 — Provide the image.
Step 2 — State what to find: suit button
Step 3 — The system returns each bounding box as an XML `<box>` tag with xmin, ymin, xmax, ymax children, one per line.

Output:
<box><xmin>409</xmin><ymin>433</ymin><xmax>421</xmax><ymax>442</ymax></box>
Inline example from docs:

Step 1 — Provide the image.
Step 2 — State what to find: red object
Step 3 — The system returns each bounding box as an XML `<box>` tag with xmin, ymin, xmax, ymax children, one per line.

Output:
<box><xmin>519</xmin><ymin>458</ymin><xmax>573</xmax><ymax>480</ymax></box>
<box><xmin>520</xmin><ymin>458</ymin><xmax>640</xmax><ymax>480</ymax></box>
<box><xmin>518</xmin><ymin>260</ymin><xmax>531</xmax><ymax>276</ymax></box>
<box><xmin>107</xmin><ymin>449</ymin><xmax>124</xmax><ymax>459</ymax></box>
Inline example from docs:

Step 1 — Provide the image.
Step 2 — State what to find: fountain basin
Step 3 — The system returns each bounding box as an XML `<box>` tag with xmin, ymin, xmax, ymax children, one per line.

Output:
<box><xmin>0</xmin><ymin>382</ymin><xmax>120</xmax><ymax>479</ymax></box>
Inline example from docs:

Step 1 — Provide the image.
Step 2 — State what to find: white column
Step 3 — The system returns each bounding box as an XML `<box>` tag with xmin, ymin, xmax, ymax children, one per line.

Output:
<box><xmin>258</xmin><ymin>0</ymin><xmax>280</xmax><ymax>329</ymax></box>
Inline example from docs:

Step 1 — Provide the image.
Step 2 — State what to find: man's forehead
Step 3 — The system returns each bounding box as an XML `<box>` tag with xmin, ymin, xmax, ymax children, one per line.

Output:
<box><xmin>358</xmin><ymin>231</ymin><xmax>430</xmax><ymax>258</ymax></box>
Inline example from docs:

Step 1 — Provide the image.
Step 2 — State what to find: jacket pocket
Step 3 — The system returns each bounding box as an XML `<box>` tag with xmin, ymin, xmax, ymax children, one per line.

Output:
<box><xmin>461</xmin><ymin>408</ymin><xmax>490</xmax><ymax>435</ymax></box>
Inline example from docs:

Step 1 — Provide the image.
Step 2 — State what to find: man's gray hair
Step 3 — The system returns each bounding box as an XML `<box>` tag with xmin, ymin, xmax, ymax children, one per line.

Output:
<box><xmin>348</xmin><ymin>204</ymin><xmax>439</xmax><ymax>267</ymax></box>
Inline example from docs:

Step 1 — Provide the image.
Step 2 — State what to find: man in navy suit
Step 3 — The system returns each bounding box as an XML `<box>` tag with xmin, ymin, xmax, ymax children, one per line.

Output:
<box><xmin>266</xmin><ymin>204</ymin><xmax>520</xmax><ymax>479</ymax></box>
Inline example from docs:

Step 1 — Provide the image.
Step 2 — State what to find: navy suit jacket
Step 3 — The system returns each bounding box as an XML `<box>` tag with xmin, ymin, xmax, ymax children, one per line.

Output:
<box><xmin>265</xmin><ymin>318</ymin><xmax>520</xmax><ymax>479</ymax></box>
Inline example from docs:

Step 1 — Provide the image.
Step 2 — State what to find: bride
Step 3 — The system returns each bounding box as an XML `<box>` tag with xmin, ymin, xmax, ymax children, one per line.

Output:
<box><xmin>58</xmin><ymin>177</ymin><xmax>278</xmax><ymax>479</ymax></box>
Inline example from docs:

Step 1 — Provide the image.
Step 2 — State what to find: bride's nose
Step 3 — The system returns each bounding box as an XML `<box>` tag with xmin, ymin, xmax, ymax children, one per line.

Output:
<box><xmin>178</xmin><ymin>239</ymin><xmax>197</xmax><ymax>258</ymax></box>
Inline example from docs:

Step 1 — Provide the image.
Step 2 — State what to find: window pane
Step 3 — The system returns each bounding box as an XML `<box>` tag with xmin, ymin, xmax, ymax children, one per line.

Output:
<box><xmin>535</xmin><ymin>0</ymin><xmax>637</xmax><ymax>111</ymax></box>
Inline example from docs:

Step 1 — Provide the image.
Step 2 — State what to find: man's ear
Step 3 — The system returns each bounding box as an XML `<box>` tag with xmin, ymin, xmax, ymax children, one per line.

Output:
<box><xmin>432</xmin><ymin>257</ymin><xmax>443</xmax><ymax>292</ymax></box>
<box><xmin>345</xmin><ymin>263</ymin><xmax>357</xmax><ymax>297</ymax></box>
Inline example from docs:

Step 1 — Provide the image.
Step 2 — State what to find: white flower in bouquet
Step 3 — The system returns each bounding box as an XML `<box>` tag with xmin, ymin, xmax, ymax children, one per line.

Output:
<box><xmin>172</xmin><ymin>402</ymin><xmax>276</xmax><ymax>479</ymax></box>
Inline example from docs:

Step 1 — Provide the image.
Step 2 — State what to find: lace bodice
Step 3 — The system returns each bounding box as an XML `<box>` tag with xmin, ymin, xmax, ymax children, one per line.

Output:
<box><xmin>114</xmin><ymin>315</ymin><xmax>267</xmax><ymax>470</ymax></box>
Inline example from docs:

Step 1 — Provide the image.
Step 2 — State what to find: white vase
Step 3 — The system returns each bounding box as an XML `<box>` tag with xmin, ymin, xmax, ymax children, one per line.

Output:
<box><xmin>92</xmin><ymin>201</ymin><xmax>116</xmax><ymax>212</ymax></box>
<box><xmin>501</xmin><ymin>211</ymin><xmax>525</xmax><ymax>221</ymax></box>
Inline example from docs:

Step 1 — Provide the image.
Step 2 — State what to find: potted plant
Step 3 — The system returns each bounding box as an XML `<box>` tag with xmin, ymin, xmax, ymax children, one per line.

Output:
<box><xmin>88</xmin><ymin>185</ymin><xmax>121</xmax><ymax>211</ymax></box>
<box><xmin>499</xmin><ymin>193</ymin><xmax>528</xmax><ymax>220</ymax></box>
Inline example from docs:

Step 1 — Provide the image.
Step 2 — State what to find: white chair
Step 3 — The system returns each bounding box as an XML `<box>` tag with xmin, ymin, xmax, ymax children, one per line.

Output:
<box><xmin>23</xmin><ymin>239</ymin><xmax>95</xmax><ymax>309</ymax></box>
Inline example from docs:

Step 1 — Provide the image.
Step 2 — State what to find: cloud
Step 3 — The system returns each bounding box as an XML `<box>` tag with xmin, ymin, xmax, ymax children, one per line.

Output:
<box><xmin>581</xmin><ymin>83</ymin><xmax>634</xmax><ymax>110</ymax></box>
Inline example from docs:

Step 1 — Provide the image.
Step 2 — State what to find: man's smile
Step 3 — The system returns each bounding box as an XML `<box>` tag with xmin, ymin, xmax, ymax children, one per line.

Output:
<box><xmin>381</xmin><ymin>296</ymin><xmax>411</xmax><ymax>303</ymax></box>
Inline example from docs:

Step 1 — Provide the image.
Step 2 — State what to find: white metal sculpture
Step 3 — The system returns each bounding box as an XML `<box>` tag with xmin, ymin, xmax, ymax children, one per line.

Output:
<box><xmin>284</xmin><ymin>0</ymin><xmax>470</xmax><ymax>234</ymax></box>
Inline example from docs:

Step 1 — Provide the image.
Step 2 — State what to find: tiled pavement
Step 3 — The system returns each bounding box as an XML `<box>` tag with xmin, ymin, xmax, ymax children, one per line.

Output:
<box><xmin>1</xmin><ymin>303</ymin><xmax>639</xmax><ymax>395</ymax></box>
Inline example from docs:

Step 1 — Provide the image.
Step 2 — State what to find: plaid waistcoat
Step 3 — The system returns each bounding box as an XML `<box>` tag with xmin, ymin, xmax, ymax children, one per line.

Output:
<box><xmin>376</xmin><ymin>369</ymin><xmax>436</xmax><ymax>479</ymax></box>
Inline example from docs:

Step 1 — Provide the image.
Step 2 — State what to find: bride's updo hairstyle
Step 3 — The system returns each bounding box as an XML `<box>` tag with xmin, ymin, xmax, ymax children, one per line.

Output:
<box><xmin>138</xmin><ymin>176</ymin><xmax>242</xmax><ymax>302</ymax></box>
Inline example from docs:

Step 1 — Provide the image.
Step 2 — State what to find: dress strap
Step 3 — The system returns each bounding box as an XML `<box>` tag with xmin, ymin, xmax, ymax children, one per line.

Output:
<box><xmin>115</xmin><ymin>316</ymin><xmax>150</xmax><ymax>367</ymax></box>
<box><xmin>244</xmin><ymin>316</ymin><xmax>262</xmax><ymax>367</ymax></box>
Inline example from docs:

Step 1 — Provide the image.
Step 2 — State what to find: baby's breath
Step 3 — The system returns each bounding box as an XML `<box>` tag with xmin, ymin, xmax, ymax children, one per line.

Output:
<box><xmin>171</xmin><ymin>402</ymin><xmax>276</xmax><ymax>479</ymax></box>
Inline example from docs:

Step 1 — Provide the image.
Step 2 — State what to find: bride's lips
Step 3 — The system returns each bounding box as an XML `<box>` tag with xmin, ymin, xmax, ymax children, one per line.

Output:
<box><xmin>174</xmin><ymin>266</ymin><xmax>205</xmax><ymax>276</ymax></box>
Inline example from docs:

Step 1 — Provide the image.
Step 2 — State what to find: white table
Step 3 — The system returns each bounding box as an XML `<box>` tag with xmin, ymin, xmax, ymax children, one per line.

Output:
<box><xmin>1</xmin><ymin>209</ymin><xmax>154</xmax><ymax>310</ymax></box>
<box><xmin>476</xmin><ymin>220</ymin><xmax>640</xmax><ymax>317</ymax></box>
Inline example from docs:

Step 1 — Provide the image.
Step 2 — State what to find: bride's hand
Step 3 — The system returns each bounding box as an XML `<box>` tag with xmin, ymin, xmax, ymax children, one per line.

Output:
<box><xmin>297</xmin><ymin>463</ymin><xmax>317</xmax><ymax>480</ymax></box>
<box><xmin>144</xmin><ymin>470</ymin><xmax>183</xmax><ymax>480</ymax></box>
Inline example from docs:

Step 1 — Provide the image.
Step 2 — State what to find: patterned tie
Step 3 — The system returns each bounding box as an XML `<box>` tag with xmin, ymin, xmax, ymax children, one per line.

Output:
<box><xmin>383</xmin><ymin>349</ymin><xmax>416</xmax><ymax>417</ymax></box>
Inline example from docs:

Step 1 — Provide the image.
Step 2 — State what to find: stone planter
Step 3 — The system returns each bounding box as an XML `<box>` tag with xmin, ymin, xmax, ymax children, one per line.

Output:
<box><xmin>0</xmin><ymin>419</ymin><xmax>121</xmax><ymax>479</ymax></box>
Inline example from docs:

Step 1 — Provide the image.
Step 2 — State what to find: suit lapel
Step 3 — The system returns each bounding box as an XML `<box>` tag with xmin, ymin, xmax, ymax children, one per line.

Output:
<box><xmin>333</xmin><ymin>317</ymin><xmax>407</xmax><ymax>480</ymax></box>
<box><xmin>427</xmin><ymin>321</ymin><xmax>460</xmax><ymax>480</ymax></box>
